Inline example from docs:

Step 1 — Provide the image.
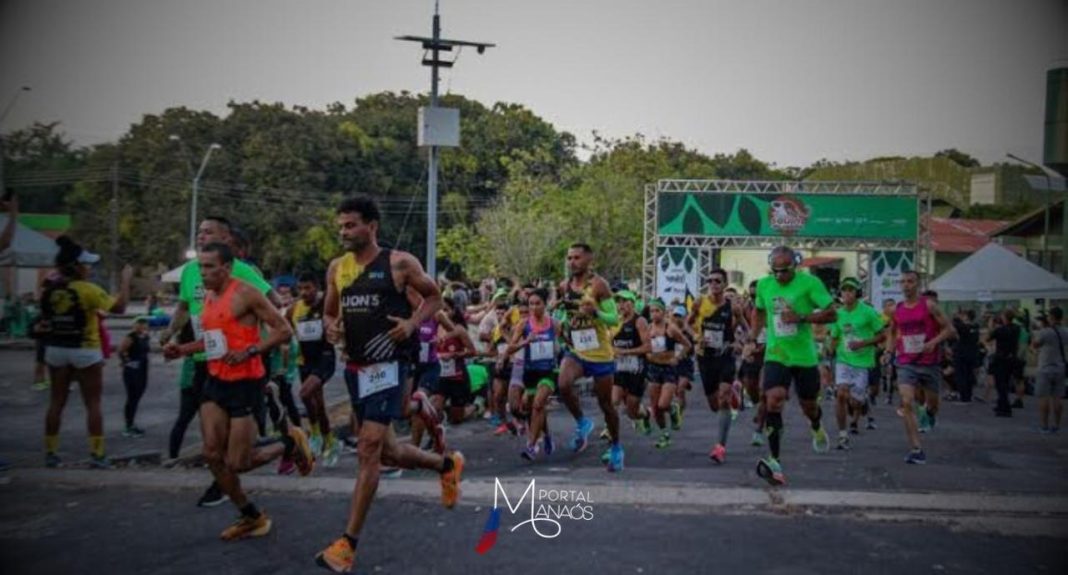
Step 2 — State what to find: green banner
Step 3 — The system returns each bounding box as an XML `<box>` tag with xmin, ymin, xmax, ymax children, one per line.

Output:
<box><xmin>657</xmin><ymin>193</ymin><xmax>917</xmax><ymax>240</ymax></box>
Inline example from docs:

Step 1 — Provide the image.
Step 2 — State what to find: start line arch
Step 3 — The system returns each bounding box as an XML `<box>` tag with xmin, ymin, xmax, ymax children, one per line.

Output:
<box><xmin>641</xmin><ymin>179</ymin><xmax>929</xmax><ymax>309</ymax></box>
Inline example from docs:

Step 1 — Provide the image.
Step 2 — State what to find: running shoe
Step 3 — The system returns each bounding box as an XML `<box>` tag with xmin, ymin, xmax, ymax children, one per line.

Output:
<box><xmin>918</xmin><ymin>407</ymin><xmax>931</xmax><ymax>434</ymax></box>
<box><xmin>905</xmin><ymin>449</ymin><xmax>926</xmax><ymax>465</ymax></box>
<box><xmin>515</xmin><ymin>421</ymin><xmax>527</xmax><ymax>438</ymax></box>
<box><xmin>45</xmin><ymin>452</ymin><xmax>61</xmax><ymax>468</ymax></box>
<box><xmin>381</xmin><ymin>467</ymin><xmax>403</xmax><ymax>479</ymax></box>
<box><xmin>413</xmin><ymin>390</ymin><xmax>447</xmax><ymax>453</ymax></box>
<box><xmin>866</xmin><ymin>418</ymin><xmax>877</xmax><ymax>431</ymax></box>
<box><xmin>316</xmin><ymin>536</ymin><xmax>356</xmax><ymax>573</ymax></box>
<box><xmin>440</xmin><ymin>451</ymin><xmax>464</xmax><ymax>509</ymax></box>
<box><xmin>756</xmin><ymin>457</ymin><xmax>786</xmax><ymax>486</ymax></box>
<box><xmin>599</xmin><ymin>427</ymin><xmax>612</xmax><ymax>441</ymax></box>
<box><xmin>220</xmin><ymin>511</ymin><xmax>272</xmax><ymax>541</ymax></box>
<box><xmin>600</xmin><ymin>447</ymin><xmax>611</xmax><ymax>464</ymax></box>
<box><xmin>849</xmin><ymin>422</ymin><xmax>859</xmax><ymax>435</ymax></box>
<box><xmin>489</xmin><ymin>414</ymin><xmax>501</xmax><ymax>428</ymax></box>
<box><xmin>836</xmin><ymin>435</ymin><xmax>851</xmax><ymax>451</ymax></box>
<box><xmin>309</xmin><ymin>433</ymin><xmax>324</xmax><ymax>457</ymax></box>
<box><xmin>520</xmin><ymin>444</ymin><xmax>540</xmax><ymax>461</ymax></box>
<box><xmin>811</xmin><ymin>426</ymin><xmax>830</xmax><ymax>453</ymax></box>
<box><xmin>341</xmin><ymin>437</ymin><xmax>359</xmax><ymax>455</ymax></box>
<box><xmin>89</xmin><ymin>454</ymin><xmax>113</xmax><ymax>469</ymax></box>
<box><xmin>197</xmin><ymin>482</ymin><xmax>229</xmax><ymax>508</ymax></box>
<box><xmin>709</xmin><ymin>443</ymin><xmax>726</xmax><ymax>464</ymax></box>
<box><xmin>607</xmin><ymin>444</ymin><xmax>624</xmax><ymax>472</ymax></box>
<box><xmin>570</xmin><ymin>417</ymin><xmax>594</xmax><ymax>453</ymax></box>
<box><xmin>322</xmin><ymin>436</ymin><xmax>340</xmax><ymax>468</ymax></box>
<box><xmin>122</xmin><ymin>426</ymin><xmax>145</xmax><ymax>439</ymax></box>
<box><xmin>277</xmin><ymin>458</ymin><xmax>296</xmax><ymax>475</ymax></box>
<box><xmin>32</xmin><ymin>380</ymin><xmax>51</xmax><ymax>391</ymax></box>
<box><xmin>637</xmin><ymin>412</ymin><xmax>652</xmax><ymax>436</ymax></box>
<box><xmin>543</xmin><ymin>434</ymin><xmax>554</xmax><ymax>456</ymax></box>
<box><xmin>494</xmin><ymin>422</ymin><xmax>512</xmax><ymax>436</ymax></box>
<box><xmin>751</xmin><ymin>430</ymin><xmax>765</xmax><ymax>447</ymax></box>
<box><xmin>655</xmin><ymin>432</ymin><xmax>671</xmax><ymax>449</ymax></box>
<box><xmin>670</xmin><ymin>403</ymin><xmax>682</xmax><ymax>431</ymax></box>
<box><xmin>288</xmin><ymin>426</ymin><xmax>315</xmax><ymax>476</ymax></box>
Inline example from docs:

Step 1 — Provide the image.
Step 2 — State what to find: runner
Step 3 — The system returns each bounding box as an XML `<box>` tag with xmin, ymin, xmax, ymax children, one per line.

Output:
<box><xmin>611</xmin><ymin>290</ymin><xmax>652</xmax><ymax>437</ymax></box>
<box><xmin>40</xmin><ymin>236</ymin><xmax>132</xmax><ymax>468</ymax></box>
<box><xmin>118</xmin><ymin>316</ymin><xmax>151</xmax><ymax>438</ymax></box>
<box><xmin>827</xmin><ymin>278</ymin><xmax>886</xmax><ymax>450</ymax></box>
<box><xmin>163</xmin><ymin>242</ymin><xmax>313</xmax><ymax>540</ymax></box>
<box><xmin>437</xmin><ymin>297</ymin><xmax>479</xmax><ymax>424</ymax></box>
<box><xmin>750</xmin><ymin>246</ymin><xmax>836</xmax><ymax>486</ymax></box>
<box><xmin>315</xmin><ymin>196</ymin><xmax>463</xmax><ymax>573</ymax></box>
<box><xmin>739</xmin><ymin>280</ymin><xmax>768</xmax><ymax>446</ymax></box>
<box><xmin>671</xmin><ymin>303</ymin><xmax>696</xmax><ymax>421</ymax></box>
<box><xmin>690</xmin><ymin>268</ymin><xmax>748</xmax><ymax>463</ymax></box>
<box><xmin>289</xmin><ymin>272</ymin><xmax>340</xmax><ymax>467</ymax></box>
<box><xmin>501</xmin><ymin>299</ymin><xmax>531</xmax><ymax>438</ymax></box>
<box><xmin>158</xmin><ymin>215</ymin><xmax>284</xmax><ymax>507</ymax></box>
<box><xmin>645</xmin><ymin>298</ymin><xmax>691</xmax><ymax>449</ymax></box>
<box><xmin>407</xmin><ymin>288</ymin><xmax>451</xmax><ymax>451</ymax></box>
<box><xmin>505</xmin><ymin>288</ymin><xmax>560</xmax><ymax>460</ymax></box>
<box><xmin>556</xmin><ymin>243</ymin><xmax>623</xmax><ymax>471</ymax></box>
<box><xmin>888</xmin><ymin>270</ymin><xmax>956</xmax><ymax>463</ymax></box>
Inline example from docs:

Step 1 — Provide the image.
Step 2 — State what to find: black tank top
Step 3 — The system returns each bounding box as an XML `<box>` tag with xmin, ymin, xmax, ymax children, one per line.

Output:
<box><xmin>701</xmin><ymin>300</ymin><xmax>734</xmax><ymax>353</ymax></box>
<box><xmin>613</xmin><ymin>316</ymin><xmax>645</xmax><ymax>373</ymax></box>
<box><xmin>339</xmin><ymin>249</ymin><xmax>415</xmax><ymax>364</ymax></box>
<box><xmin>294</xmin><ymin>296</ymin><xmax>333</xmax><ymax>363</ymax></box>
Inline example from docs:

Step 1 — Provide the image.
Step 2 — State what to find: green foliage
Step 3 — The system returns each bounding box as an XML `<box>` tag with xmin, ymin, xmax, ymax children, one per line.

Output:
<box><xmin>961</xmin><ymin>202</ymin><xmax>1033</xmax><ymax>221</ymax></box>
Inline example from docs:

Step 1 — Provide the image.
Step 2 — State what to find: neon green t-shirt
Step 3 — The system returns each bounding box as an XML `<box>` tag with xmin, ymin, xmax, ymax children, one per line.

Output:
<box><xmin>178</xmin><ymin>260</ymin><xmax>272</xmax><ymax>361</ymax></box>
<box><xmin>755</xmin><ymin>272</ymin><xmax>834</xmax><ymax>368</ymax></box>
<box><xmin>829</xmin><ymin>302</ymin><xmax>885</xmax><ymax>369</ymax></box>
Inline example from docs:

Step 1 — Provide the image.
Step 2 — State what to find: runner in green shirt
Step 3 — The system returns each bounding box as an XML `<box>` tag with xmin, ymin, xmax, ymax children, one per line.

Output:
<box><xmin>827</xmin><ymin>277</ymin><xmax>886</xmax><ymax>449</ymax></box>
<box><xmin>749</xmin><ymin>246</ymin><xmax>837</xmax><ymax>486</ymax></box>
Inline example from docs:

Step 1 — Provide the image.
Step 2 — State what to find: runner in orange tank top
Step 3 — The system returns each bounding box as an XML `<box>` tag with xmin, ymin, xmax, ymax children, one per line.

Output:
<box><xmin>164</xmin><ymin>242</ymin><xmax>314</xmax><ymax>542</ymax></box>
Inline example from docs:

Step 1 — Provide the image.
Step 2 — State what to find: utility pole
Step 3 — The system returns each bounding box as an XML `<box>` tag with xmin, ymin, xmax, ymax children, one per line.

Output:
<box><xmin>396</xmin><ymin>1</ymin><xmax>494</xmax><ymax>279</ymax></box>
<box><xmin>110</xmin><ymin>163</ymin><xmax>119</xmax><ymax>292</ymax></box>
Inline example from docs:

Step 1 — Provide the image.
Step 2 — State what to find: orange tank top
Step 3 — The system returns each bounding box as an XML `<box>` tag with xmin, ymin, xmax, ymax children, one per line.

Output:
<box><xmin>202</xmin><ymin>279</ymin><xmax>265</xmax><ymax>382</ymax></box>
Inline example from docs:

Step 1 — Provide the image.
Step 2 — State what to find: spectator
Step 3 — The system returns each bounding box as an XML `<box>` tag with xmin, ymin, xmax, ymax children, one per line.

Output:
<box><xmin>1030</xmin><ymin>307</ymin><xmax>1066</xmax><ymax>433</ymax></box>
<box><xmin>952</xmin><ymin>309</ymin><xmax>981</xmax><ymax>402</ymax></box>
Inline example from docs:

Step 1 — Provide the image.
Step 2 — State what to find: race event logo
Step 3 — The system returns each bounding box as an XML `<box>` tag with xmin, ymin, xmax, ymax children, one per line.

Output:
<box><xmin>475</xmin><ymin>478</ymin><xmax>594</xmax><ymax>554</ymax></box>
<box><xmin>767</xmin><ymin>195</ymin><xmax>811</xmax><ymax>235</ymax></box>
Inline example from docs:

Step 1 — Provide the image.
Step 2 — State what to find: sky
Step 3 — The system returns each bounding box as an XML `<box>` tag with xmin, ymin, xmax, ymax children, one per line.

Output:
<box><xmin>1</xmin><ymin>0</ymin><xmax>1065</xmax><ymax>168</ymax></box>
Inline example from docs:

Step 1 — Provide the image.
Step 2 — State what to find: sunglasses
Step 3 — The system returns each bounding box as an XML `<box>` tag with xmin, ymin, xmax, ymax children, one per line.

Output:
<box><xmin>771</xmin><ymin>267</ymin><xmax>793</xmax><ymax>276</ymax></box>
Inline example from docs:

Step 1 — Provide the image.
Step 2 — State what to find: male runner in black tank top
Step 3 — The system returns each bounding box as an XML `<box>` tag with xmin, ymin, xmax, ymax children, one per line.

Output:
<box><xmin>316</xmin><ymin>196</ymin><xmax>464</xmax><ymax>574</ymax></box>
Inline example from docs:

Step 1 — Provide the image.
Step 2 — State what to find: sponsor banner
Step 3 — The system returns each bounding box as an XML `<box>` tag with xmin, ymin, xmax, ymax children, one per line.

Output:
<box><xmin>655</xmin><ymin>247</ymin><xmax>698</xmax><ymax>307</ymax></box>
<box><xmin>657</xmin><ymin>191</ymin><xmax>917</xmax><ymax>240</ymax></box>
<box><xmin>870</xmin><ymin>251</ymin><xmax>914</xmax><ymax>310</ymax></box>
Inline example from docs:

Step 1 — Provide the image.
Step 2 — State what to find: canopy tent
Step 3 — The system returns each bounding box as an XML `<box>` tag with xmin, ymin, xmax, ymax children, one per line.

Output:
<box><xmin>0</xmin><ymin>215</ymin><xmax>59</xmax><ymax>268</ymax></box>
<box><xmin>929</xmin><ymin>243</ymin><xmax>1068</xmax><ymax>301</ymax></box>
<box><xmin>160</xmin><ymin>262</ymin><xmax>187</xmax><ymax>283</ymax></box>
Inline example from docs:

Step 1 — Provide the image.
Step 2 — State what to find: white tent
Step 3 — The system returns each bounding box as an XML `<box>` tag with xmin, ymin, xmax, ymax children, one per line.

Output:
<box><xmin>0</xmin><ymin>215</ymin><xmax>59</xmax><ymax>268</ymax></box>
<box><xmin>160</xmin><ymin>262</ymin><xmax>188</xmax><ymax>283</ymax></box>
<box><xmin>929</xmin><ymin>242</ymin><xmax>1068</xmax><ymax>301</ymax></box>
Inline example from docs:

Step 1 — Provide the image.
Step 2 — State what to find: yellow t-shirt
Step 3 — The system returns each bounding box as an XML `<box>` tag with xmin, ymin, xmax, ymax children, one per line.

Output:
<box><xmin>45</xmin><ymin>280</ymin><xmax>115</xmax><ymax>349</ymax></box>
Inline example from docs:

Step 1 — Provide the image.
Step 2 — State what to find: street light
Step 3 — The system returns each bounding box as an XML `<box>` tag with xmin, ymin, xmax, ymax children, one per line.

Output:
<box><xmin>1006</xmin><ymin>153</ymin><xmax>1068</xmax><ymax>276</ymax></box>
<box><xmin>188</xmin><ymin>143</ymin><xmax>221</xmax><ymax>259</ymax></box>
<box><xmin>0</xmin><ymin>86</ymin><xmax>31</xmax><ymax>198</ymax></box>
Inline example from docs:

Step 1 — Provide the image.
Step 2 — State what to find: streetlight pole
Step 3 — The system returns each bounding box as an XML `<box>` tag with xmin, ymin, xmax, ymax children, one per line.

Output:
<box><xmin>0</xmin><ymin>86</ymin><xmax>31</xmax><ymax>199</ymax></box>
<box><xmin>189</xmin><ymin>144</ymin><xmax>221</xmax><ymax>259</ymax></box>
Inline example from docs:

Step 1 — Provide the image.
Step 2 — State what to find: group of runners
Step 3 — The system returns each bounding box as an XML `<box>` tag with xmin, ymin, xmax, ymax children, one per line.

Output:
<box><xmin>34</xmin><ymin>191</ymin><xmax>1043</xmax><ymax>574</ymax></box>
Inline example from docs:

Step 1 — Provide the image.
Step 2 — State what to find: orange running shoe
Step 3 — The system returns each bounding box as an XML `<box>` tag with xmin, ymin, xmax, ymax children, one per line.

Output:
<box><xmin>220</xmin><ymin>511</ymin><xmax>272</xmax><ymax>541</ymax></box>
<box><xmin>440</xmin><ymin>451</ymin><xmax>465</xmax><ymax>509</ymax></box>
<box><xmin>315</xmin><ymin>536</ymin><xmax>356</xmax><ymax>573</ymax></box>
<box><xmin>288</xmin><ymin>426</ymin><xmax>315</xmax><ymax>476</ymax></box>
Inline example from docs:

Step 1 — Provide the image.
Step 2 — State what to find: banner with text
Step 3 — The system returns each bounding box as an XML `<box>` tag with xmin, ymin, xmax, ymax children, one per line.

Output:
<box><xmin>870</xmin><ymin>251</ymin><xmax>914</xmax><ymax>310</ymax></box>
<box><xmin>658</xmin><ymin>192</ymin><xmax>917</xmax><ymax>240</ymax></box>
<box><xmin>655</xmin><ymin>247</ymin><xmax>699</xmax><ymax>307</ymax></box>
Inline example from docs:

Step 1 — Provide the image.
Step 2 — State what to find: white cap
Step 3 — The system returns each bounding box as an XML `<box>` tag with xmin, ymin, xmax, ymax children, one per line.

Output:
<box><xmin>77</xmin><ymin>249</ymin><xmax>101</xmax><ymax>264</ymax></box>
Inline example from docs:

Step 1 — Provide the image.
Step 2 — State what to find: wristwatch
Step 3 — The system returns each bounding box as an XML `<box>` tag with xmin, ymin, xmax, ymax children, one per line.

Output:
<box><xmin>247</xmin><ymin>345</ymin><xmax>260</xmax><ymax>357</ymax></box>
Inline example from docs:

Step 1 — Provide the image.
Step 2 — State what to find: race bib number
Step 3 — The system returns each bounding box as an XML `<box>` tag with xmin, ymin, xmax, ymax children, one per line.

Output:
<box><xmin>703</xmin><ymin>330</ymin><xmax>724</xmax><ymax>350</ymax></box>
<box><xmin>497</xmin><ymin>343</ymin><xmax>509</xmax><ymax>357</ymax></box>
<box><xmin>902</xmin><ymin>334</ymin><xmax>926</xmax><ymax>355</ymax></box>
<box><xmin>124</xmin><ymin>360</ymin><xmax>141</xmax><ymax>370</ymax></box>
<box><xmin>191</xmin><ymin>316</ymin><xmax>204</xmax><ymax>340</ymax></box>
<box><xmin>357</xmin><ymin>362</ymin><xmax>400</xmax><ymax>399</ymax></box>
<box><xmin>440</xmin><ymin>358</ymin><xmax>458</xmax><ymax>378</ymax></box>
<box><xmin>573</xmin><ymin>329</ymin><xmax>599</xmax><ymax>352</ymax></box>
<box><xmin>296</xmin><ymin>320</ymin><xmax>323</xmax><ymax>342</ymax></box>
<box><xmin>616</xmin><ymin>355</ymin><xmax>640</xmax><ymax>373</ymax></box>
<box><xmin>651</xmin><ymin>336</ymin><xmax>667</xmax><ymax>353</ymax></box>
<box><xmin>773</xmin><ymin>314</ymin><xmax>798</xmax><ymax>337</ymax></box>
<box><xmin>530</xmin><ymin>340</ymin><xmax>554</xmax><ymax>362</ymax></box>
<box><xmin>204</xmin><ymin>329</ymin><xmax>228</xmax><ymax>361</ymax></box>
<box><xmin>419</xmin><ymin>342</ymin><xmax>430</xmax><ymax>364</ymax></box>
<box><xmin>845</xmin><ymin>336</ymin><xmax>861</xmax><ymax>352</ymax></box>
